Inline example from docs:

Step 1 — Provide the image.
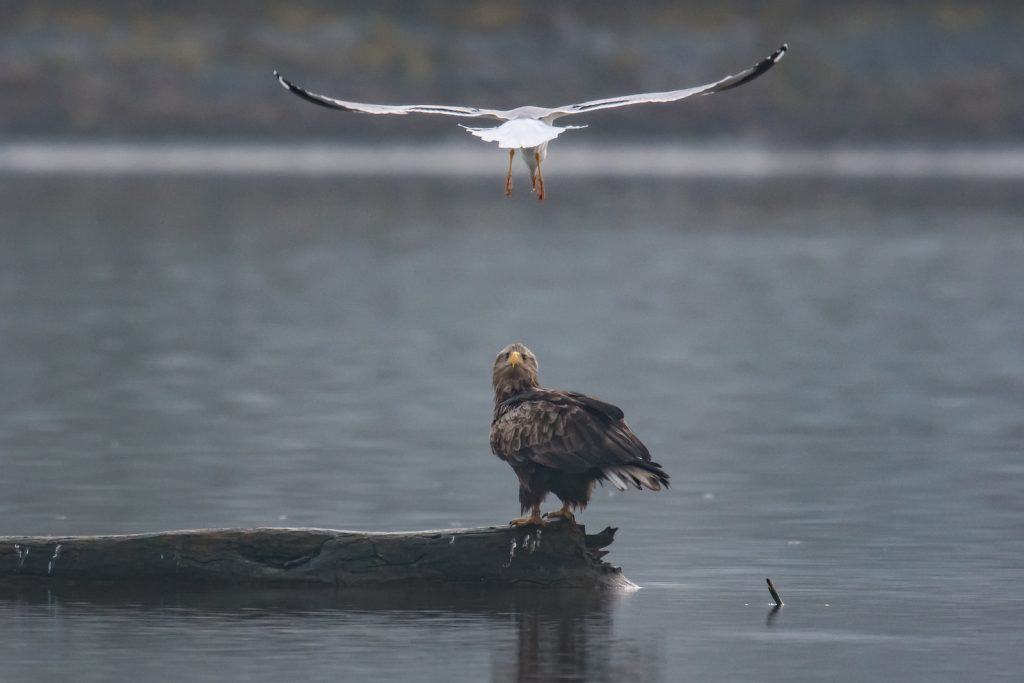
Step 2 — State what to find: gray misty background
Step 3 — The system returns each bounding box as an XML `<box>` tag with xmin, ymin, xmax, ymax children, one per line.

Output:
<box><xmin>2</xmin><ymin>2</ymin><xmax>1023</xmax><ymax>683</ymax></box>
<box><xmin>3</xmin><ymin>0</ymin><xmax>1024</xmax><ymax>144</ymax></box>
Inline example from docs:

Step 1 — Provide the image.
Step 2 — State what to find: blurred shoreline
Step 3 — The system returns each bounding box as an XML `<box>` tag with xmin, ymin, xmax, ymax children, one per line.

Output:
<box><xmin>3</xmin><ymin>142</ymin><xmax>1024</xmax><ymax>179</ymax></box>
<box><xmin>5</xmin><ymin>2</ymin><xmax>1023</xmax><ymax>145</ymax></box>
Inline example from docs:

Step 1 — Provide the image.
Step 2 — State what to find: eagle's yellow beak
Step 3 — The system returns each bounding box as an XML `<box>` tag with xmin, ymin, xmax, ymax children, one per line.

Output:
<box><xmin>508</xmin><ymin>350</ymin><xmax>522</xmax><ymax>368</ymax></box>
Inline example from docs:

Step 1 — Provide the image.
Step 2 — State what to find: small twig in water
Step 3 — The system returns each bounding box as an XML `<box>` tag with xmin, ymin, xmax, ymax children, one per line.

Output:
<box><xmin>766</xmin><ymin>578</ymin><xmax>783</xmax><ymax>606</ymax></box>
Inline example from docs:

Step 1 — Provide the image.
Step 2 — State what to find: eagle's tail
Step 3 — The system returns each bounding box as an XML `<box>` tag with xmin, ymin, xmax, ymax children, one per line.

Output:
<box><xmin>601</xmin><ymin>461</ymin><xmax>670</xmax><ymax>492</ymax></box>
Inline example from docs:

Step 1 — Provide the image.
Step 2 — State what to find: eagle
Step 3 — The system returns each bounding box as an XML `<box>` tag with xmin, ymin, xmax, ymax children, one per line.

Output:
<box><xmin>490</xmin><ymin>343</ymin><xmax>669</xmax><ymax>526</ymax></box>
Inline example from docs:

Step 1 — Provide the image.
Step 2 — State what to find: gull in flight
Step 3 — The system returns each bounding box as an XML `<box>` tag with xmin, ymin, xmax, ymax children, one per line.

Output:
<box><xmin>275</xmin><ymin>44</ymin><xmax>786</xmax><ymax>200</ymax></box>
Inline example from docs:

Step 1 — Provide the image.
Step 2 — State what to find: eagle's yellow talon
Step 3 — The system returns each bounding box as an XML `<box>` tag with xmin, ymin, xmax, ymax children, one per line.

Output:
<box><xmin>543</xmin><ymin>505</ymin><xmax>575</xmax><ymax>523</ymax></box>
<box><xmin>509</xmin><ymin>516</ymin><xmax>546</xmax><ymax>527</ymax></box>
<box><xmin>510</xmin><ymin>506</ymin><xmax>545</xmax><ymax>527</ymax></box>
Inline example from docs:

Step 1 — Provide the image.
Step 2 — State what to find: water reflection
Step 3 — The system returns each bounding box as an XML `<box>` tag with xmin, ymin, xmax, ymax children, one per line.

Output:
<box><xmin>495</xmin><ymin>590</ymin><xmax>616</xmax><ymax>683</ymax></box>
<box><xmin>0</xmin><ymin>583</ymin><xmax>655</xmax><ymax>683</ymax></box>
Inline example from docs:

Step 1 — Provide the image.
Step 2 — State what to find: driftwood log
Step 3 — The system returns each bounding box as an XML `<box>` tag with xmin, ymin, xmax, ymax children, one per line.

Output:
<box><xmin>0</xmin><ymin>521</ymin><xmax>632</xmax><ymax>589</ymax></box>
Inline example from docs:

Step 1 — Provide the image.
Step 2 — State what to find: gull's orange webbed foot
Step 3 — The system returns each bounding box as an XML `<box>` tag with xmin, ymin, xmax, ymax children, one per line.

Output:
<box><xmin>505</xmin><ymin>149</ymin><xmax>515</xmax><ymax>197</ymax></box>
<box><xmin>534</xmin><ymin>152</ymin><xmax>545</xmax><ymax>201</ymax></box>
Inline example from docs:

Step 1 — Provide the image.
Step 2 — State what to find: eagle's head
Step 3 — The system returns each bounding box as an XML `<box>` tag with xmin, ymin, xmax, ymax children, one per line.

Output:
<box><xmin>492</xmin><ymin>342</ymin><xmax>540</xmax><ymax>398</ymax></box>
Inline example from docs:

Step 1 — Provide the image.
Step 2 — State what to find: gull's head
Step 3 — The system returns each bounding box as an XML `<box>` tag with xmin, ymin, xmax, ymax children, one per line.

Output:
<box><xmin>492</xmin><ymin>342</ymin><xmax>540</xmax><ymax>396</ymax></box>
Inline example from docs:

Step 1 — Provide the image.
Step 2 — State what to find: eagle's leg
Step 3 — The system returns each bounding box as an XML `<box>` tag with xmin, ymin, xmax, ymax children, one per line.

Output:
<box><xmin>534</xmin><ymin>152</ymin><xmax>545</xmax><ymax>201</ymax></box>
<box><xmin>543</xmin><ymin>504</ymin><xmax>576</xmax><ymax>523</ymax></box>
<box><xmin>510</xmin><ymin>504</ymin><xmax>545</xmax><ymax>527</ymax></box>
<box><xmin>505</xmin><ymin>149</ymin><xmax>515</xmax><ymax>197</ymax></box>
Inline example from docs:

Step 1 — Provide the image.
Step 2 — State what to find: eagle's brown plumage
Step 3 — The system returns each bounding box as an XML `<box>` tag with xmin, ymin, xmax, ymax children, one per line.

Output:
<box><xmin>490</xmin><ymin>342</ymin><xmax>669</xmax><ymax>525</ymax></box>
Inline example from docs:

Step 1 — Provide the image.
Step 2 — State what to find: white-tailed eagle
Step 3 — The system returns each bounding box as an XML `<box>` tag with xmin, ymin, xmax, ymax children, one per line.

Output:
<box><xmin>490</xmin><ymin>343</ymin><xmax>669</xmax><ymax>526</ymax></box>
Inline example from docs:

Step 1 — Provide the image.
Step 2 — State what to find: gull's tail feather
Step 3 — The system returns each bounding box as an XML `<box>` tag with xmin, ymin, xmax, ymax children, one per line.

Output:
<box><xmin>461</xmin><ymin>119</ymin><xmax>585</xmax><ymax>149</ymax></box>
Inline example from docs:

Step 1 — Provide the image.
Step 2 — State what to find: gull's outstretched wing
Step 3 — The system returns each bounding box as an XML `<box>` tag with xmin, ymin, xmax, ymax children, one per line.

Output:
<box><xmin>274</xmin><ymin>71</ymin><xmax>506</xmax><ymax>120</ymax></box>
<box><xmin>543</xmin><ymin>44</ymin><xmax>786</xmax><ymax>121</ymax></box>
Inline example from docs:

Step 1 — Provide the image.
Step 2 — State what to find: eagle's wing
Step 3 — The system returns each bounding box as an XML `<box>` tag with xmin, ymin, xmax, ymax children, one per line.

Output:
<box><xmin>491</xmin><ymin>389</ymin><xmax>668</xmax><ymax>491</ymax></box>
<box><xmin>274</xmin><ymin>72</ymin><xmax>506</xmax><ymax>119</ymax></box>
<box><xmin>542</xmin><ymin>44</ymin><xmax>786</xmax><ymax>121</ymax></box>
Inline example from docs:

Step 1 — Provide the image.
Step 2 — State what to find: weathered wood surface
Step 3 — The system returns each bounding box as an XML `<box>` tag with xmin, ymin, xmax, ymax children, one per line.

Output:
<box><xmin>0</xmin><ymin>521</ymin><xmax>632</xmax><ymax>589</ymax></box>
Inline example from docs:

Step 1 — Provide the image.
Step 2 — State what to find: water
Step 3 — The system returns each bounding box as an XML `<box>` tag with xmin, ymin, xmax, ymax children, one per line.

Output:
<box><xmin>0</xmin><ymin>174</ymin><xmax>1022</xmax><ymax>681</ymax></box>
<box><xmin>5</xmin><ymin>143</ymin><xmax>1024</xmax><ymax>179</ymax></box>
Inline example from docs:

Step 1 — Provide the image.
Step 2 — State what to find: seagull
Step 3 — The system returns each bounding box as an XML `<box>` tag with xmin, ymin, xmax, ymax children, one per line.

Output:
<box><xmin>275</xmin><ymin>44</ymin><xmax>786</xmax><ymax>200</ymax></box>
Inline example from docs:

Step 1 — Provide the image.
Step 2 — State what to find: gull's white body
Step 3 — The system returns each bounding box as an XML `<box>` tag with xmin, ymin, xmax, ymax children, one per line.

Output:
<box><xmin>275</xmin><ymin>44</ymin><xmax>787</xmax><ymax>198</ymax></box>
<box><xmin>461</xmin><ymin>118</ymin><xmax>579</xmax><ymax>149</ymax></box>
<box><xmin>461</xmin><ymin>118</ymin><xmax>585</xmax><ymax>180</ymax></box>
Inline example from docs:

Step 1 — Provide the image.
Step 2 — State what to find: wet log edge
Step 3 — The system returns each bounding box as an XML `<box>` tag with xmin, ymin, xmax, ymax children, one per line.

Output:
<box><xmin>0</xmin><ymin>522</ymin><xmax>633</xmax><ymax>590</ymax></box>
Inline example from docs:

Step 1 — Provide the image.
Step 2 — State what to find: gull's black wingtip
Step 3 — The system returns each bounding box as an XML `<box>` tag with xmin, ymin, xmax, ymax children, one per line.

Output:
<box><xmin>707</xmin><ymin>42</ymin><xmax>789</xmax><ymax>94</ymax></box>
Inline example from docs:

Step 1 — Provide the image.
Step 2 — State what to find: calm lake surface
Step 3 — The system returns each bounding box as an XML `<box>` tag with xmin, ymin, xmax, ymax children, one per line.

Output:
<box><xmin>1</xmin><ymin>174</ymin><xmax>1022</xmax><ymax>681</ymax></box>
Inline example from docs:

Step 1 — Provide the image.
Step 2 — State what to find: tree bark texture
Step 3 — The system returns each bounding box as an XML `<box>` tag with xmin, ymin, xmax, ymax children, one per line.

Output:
<box><xmin>0</xmin><ymin>521</ymin><xmax>632</xmax><ymax>589</ymax></box>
